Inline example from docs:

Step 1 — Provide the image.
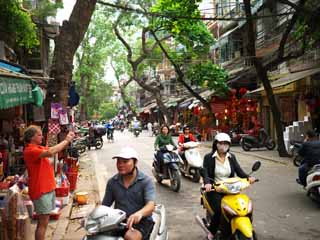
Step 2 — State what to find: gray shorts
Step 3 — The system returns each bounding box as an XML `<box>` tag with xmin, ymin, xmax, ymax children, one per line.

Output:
<box><xmin>33</xmin><ymin>191</ymin><xmax>56</xmax><ymax>215</ymax></box>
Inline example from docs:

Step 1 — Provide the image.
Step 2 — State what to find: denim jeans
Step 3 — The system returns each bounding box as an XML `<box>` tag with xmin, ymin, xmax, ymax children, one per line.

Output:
<box><xmin>298</xmin><ymin>163</ymin><xmax>309</xmax><ymax>186</ymax></box>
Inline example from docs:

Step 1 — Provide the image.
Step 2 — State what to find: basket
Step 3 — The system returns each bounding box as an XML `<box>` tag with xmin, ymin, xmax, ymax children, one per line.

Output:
<box><xmin>55</xmin><ymin>186</ymin><xmax>69</xmax><ymax>197</ymax></box>
<box><xmin>66</xmin><ymin>171</ymin><xmax>78</xmax><ymax>191</ymax></box>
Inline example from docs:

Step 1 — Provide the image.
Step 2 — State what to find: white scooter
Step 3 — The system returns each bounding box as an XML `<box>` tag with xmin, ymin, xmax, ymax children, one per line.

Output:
<box><xmin>83</xmin><ymin>205</ymin><xmax>168</xmax><ymax>240</ymax></box>
<box><xmin>179</xmin><ymin>141</ymin><xmax>203</xmax><ymax>182</ymax></box>
<box><xmin>306</xmin><ymin>164</ymin><xmax>320</xmax><ymax>203</ymax></box>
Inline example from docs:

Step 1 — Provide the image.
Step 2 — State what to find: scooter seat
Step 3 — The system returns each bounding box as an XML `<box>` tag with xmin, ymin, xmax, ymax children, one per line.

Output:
<box><xmin>308</xmin><ymin>164</ymin><xmax>320</xmax><ymax>174</ymax></box>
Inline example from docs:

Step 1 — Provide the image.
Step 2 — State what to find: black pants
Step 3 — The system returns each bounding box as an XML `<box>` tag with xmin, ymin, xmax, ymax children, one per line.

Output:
<box><xmin>155</xmin><ymin>151</ymin><xmax>165</xmax><ymax>172</ymax></box>
<box><xmin>206</xmin><ymin>191</ymin><xmax>224</xmax><ymax>234</ymax></box>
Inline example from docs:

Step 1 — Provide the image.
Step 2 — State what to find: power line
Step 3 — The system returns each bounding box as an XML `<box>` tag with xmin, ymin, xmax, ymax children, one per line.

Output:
<box><xmin>97</xmin><ymin>1</ymin><xmax>295</xmax><ymax>22</ymax></box>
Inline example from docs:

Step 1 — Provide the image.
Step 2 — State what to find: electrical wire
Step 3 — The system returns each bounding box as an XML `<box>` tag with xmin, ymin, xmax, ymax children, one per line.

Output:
<box><xmin>97</xmin><ymin>0</ymin><xmax>295</xmax><ymax>21</ymax></box>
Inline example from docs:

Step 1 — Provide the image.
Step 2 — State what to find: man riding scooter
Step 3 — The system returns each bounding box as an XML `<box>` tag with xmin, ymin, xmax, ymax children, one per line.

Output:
<box><xmin>297</xmin><ymin>130</ymin><xmax>320</xmax><ymax>186</ymax></box>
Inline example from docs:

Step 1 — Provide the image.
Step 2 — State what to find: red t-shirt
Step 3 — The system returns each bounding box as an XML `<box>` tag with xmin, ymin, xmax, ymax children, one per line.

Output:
<box><xmin>24</xmin><ymin>144</ymin><xmax>56</xmax><ymax>200</ymax></box>
<box><xmin>178</xmin><ymin>134</ymin><xmax>196</xmax><ymax>144</ymax></box>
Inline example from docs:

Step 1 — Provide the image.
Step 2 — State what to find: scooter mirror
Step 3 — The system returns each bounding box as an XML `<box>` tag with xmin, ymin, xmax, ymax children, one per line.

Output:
<box><xmin>252</xmin><ymin>161</ymin><xmax>261</xmax><ymax>172</ymax></box>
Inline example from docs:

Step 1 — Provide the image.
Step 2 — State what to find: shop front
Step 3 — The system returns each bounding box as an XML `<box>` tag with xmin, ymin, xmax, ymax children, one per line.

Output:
<box><xmin>249</xmin><ymin>68</ymin><xmax>320</xmax><ymax>139</ymax></box>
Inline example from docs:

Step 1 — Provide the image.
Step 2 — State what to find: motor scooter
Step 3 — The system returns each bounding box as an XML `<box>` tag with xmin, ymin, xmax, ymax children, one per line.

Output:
<box><xmin>241</xmin><ymin>128</ymin><xmax>275</xmax><ymax>151</ymax></box>
<box><xmin>82</xmin><ymin>205</ymin><xmax>168</xmax><ymax>240</ymax></box>
<box><xmin>152</xmin><ymin>144</ymin><xmax>181</xmax><ymax>192</ymax></box>
<box><xmin>107</xmin><ymin>127</ymin><xmax>115</xmax><ymax>142</ymax></box>
<box><xmin>304</xmin><ymin>164</ymin><xmax>320</xmax><ymax>203</ymax></box>
<box><xmin>73</xmin><ymin>137</ymin><xmax>87</xmax><ymax>154</ymax></box>
<box><xmin>179</xmin><ymin>141</ymin><xmax>203</xmax><ymax>182</ymax></box>
<box><xmin>133</xmin><ymin>128</ymin><xmax>140</xmax><ymax>137</ymax></box>
<box><xmin>229</xmin><ymin>126</ymin><xmax>244</xmax><ymax>145</ymax></box>
<box><xmin>85</xmin><ymin>136</ymin><xmax>103</xmax><ymax>150</ymax></box>
<box><xmin>289</xmin><ymin>141</ymin><xmax>303</xmax><ymax>167</ymax></box>
<box><xmin>196</xmin><ymin>161</ymin><xmax>261</xmax><ymax>240</ymax></box>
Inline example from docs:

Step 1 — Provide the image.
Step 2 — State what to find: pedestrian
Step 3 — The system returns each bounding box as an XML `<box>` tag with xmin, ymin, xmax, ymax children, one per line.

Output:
<box><xmin>147</xmin><ymin>122</ymin><xmax>153</xmax><ymax>137</ymax></box>
<box><xmin>102</xmin><ymin>147</ymin><xmax>155</xmax><ymax>240</ymax></box>
<box><xmin>23</xmin><ymin>125</ymin><xmax>74</xmax><ymax>240</ymax></box>
<box><xmin>297</xmin><ymin>129</ymin><xmax>320</xmax><ymax>186</ymax></box>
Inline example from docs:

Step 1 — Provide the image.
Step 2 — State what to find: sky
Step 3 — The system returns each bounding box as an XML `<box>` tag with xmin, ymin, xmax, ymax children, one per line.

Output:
<box><xmin>56</xmin><ymin>0</ymin><xmax>76</xmax><ymax>24</ymax></box>
<box><xmin>56</xmin><ymin>0</ymin><xmax>117</xmax><ymax>85</ymax></box>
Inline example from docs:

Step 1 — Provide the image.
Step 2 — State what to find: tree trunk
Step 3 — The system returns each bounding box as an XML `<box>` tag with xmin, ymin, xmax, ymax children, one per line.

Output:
<box><xmin>244</xmin><ymin>0</ymin><xmax>288</xmax><ymax>157</ymax></box>
<box><xmin>155</xmin><ymin>92</ymin><xmax>172</xmax><ymax>126</ymax></box>
<box><xmin>79</xmin><ymin>74</ymin><xmax>87</xmax><ymax>121</ymax></box>
<box><xmin>45</xmin><ymin>0</ymin><xmax>97</xmax><ymax>117</ymax></box>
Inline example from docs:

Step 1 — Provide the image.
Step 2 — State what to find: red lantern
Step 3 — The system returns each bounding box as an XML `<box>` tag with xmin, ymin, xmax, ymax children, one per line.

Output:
<box><xmin>239</xmin><ymin>87</ymin><xmax>247</xmax><ymax>96</ymax></box>
<box><xmin>230</xmin><ymin>89</ymin><xmax>237</xmax><ymax>95</ymax></box>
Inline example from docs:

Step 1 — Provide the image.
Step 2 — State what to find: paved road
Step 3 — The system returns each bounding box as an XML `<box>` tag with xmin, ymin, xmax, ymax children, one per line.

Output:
<box><xmin>88</xmin><ymin>130</ymin><xmax>320</xmax><ymax>240</ymax></box>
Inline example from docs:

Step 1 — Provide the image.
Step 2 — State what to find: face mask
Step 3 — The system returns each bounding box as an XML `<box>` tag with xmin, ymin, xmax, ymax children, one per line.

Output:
<box><xmin>217</xmin><ymin>143</ymin><xmax>229</xmax><ymax>153</ymax></box>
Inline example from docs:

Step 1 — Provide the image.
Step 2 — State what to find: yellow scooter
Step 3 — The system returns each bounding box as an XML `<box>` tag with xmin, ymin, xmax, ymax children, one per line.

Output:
<box><xmin>197</xmin><ymin>161</ymin><xmax>261</xmax><ymax>240</ymax></box>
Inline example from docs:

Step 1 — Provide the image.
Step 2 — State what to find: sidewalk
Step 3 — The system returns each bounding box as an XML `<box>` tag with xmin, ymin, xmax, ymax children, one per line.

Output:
<box><xmin>201</xmin><ymin>141</ymin><xmax>292</xmax><ymax>165</ymax></box>
<box><xmin>30</xmin><ymin>153</ymin><xmax>100</xmax><ymax>240</ymax></box>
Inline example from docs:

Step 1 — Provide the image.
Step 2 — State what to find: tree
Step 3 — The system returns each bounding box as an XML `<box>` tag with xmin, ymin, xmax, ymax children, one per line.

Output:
<box><xmin>113</xmin><ymin>16</ymin><xmax>173</xmax><ymax>124</ymax></box>
<box><xmin>150</xmin><ymin>0</ymin><xmax>229</xmax><ymax>116</ymax></box>
<box><xmin>73</xmin><ymin>8</ymin><xmax>114</xmax><ymax>121</ymax></box>
<box><xmin>243</xmin><ymin>0</ymin><xmax>320</xmax><ymax>156</ymax></box>
<box><xmin>0</xmin><ymin>0</ymin><xmax>38</xmax><ymax>49</ymax></box>
<box><xmin>45</xmin><ymin>0</ymin><xmax>97</xmax><ymax>116</ymax></box>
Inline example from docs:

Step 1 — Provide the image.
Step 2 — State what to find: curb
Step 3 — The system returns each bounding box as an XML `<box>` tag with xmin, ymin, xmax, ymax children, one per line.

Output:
<box><xmin>51</xmin><ymin>153</ymin><xmax>101</xmax><ymax>239</ymax></box>
<box><xmin>202</xmin><ymin>143</ymin><xmax>289</xmax><ymax>165</ymax></box>
<box><xmin>231</xmin><ymin>149</ymin><xmax>288</xmax><ymax>165</ymax></box>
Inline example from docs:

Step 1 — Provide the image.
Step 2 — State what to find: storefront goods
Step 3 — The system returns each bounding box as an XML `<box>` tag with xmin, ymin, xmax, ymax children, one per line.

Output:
<box><xmin>51</xmin><ymin>103</ymin><xmax>62</xmax><ymax>119</ymax></box>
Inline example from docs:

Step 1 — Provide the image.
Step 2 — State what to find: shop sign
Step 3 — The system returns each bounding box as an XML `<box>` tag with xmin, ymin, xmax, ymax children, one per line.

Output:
<box><xmin>0</xmin><ymin>76</ymin><xmax>33</xmax><ymax>109</ymax></box>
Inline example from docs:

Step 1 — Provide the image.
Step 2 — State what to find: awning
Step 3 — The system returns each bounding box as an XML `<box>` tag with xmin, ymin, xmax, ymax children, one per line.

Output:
<box><xmin>178</xmin><ymin>97</ymin><xmax>194</xmax><ymax>109</ymax></box>
<box><xmin>188</xmin><ymin>99</ymin><xmax>201</xmax><ymax>109</ymax></box>
<box><xmin>248</xmin><ymin>68</ymin><xmax>320</xmax><ymax>95</ymax></box>
<box><xmin>0</xmin><ymin>68</ymin><xmax>35</xmax><ymax>109</ymax></box>
<box><xmin>165</xmin><ymin>97</ymin><xmax>181</xmax><ymax>108</ymax></box>
<box><xmin>200</xmin><ymin>90</ymin><xmax>215</xmax><ymax>99</ymax></box>
<box><xmin>142</xmin><ymin>101</ymin><xmax>158</xmax><ymax>113</ymax></box>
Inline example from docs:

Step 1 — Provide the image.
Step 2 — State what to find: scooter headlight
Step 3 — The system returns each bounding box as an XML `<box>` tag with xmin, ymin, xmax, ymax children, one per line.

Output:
<box><xmin>85</xmin><ymin>219</ymin><xmax>99</xmax><ymax>234</ymax></box>
<box><xmin>224</xmin><ymin>181</ymin><xmax>242</xmax><ymax>194</ymax></box>
<box><xmin>222</xmin><ymin>204</ymin><xmax>238</xmax><ymax>216</ymax></box>
<box><xmin>86</xmin><ymin>223</ymin><xmax>99</xmax><ymax>234</ymax></box>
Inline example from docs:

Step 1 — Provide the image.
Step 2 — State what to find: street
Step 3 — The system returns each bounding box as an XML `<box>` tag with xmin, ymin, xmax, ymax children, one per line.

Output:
<box><xmin>88</xmin><ymin>130</ymin><xmax>320</xmax><ymax>240</ymax></box>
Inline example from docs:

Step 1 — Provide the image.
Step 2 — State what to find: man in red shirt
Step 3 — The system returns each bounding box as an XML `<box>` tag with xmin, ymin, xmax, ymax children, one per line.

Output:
<box><xmin>23</xmin><ymin>125</ymin><xmax>74</xmax><ymax>240</ymax></box>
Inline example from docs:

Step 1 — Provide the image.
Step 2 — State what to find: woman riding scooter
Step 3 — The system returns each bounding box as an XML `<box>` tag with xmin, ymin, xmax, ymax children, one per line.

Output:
<box><xmin>178</xmin><ymin>126</ymin><xmax>197</xmax><ymax>163</ymax></box>
<box><xmin>154</xmin><ymin>125</ymin><xmax>176</xmax><ymax>169</ymax></box>
<box><xmin>202</xmin><ymin>133</ymin><xmax>256</xmax><ymax>240</ymax></box>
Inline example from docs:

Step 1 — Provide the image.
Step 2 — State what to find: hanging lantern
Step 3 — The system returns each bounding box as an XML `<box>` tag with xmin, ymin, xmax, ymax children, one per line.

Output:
<box><xmin>230</xmin><ymin>89</ymin><xmax>237</xmax><ymax>95</ymax></box>
<box><xmin>239</xmin><ymin>87</ymin><xmax>247</xmax><ymax>96</ymax></box>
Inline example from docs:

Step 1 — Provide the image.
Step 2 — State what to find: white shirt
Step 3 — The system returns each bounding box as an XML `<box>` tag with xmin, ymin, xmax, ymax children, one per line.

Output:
<box><xmin>213</xmin><ymin>151</ymin><xmax>231</xmax><ymax>183</ymax></box>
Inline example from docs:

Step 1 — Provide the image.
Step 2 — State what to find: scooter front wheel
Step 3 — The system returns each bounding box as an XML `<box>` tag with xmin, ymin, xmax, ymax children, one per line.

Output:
<box><xmin>192</xmin><ymin>169</ymin><xmax>201</xmax><ymax>183</ymax></box>
<box><xmin>266</xmin><ymin>140</ymin><xmax>276</xmax><ymax>150</ymax></box>
<box><xmin>169</xmin><ymin>169</ymin><xmax>181</xmax><ymax>192</ymax></box>
<box><xmin>234</xmin><ymin>230</ymin><xmax>256</xmax><ymax>240</ymax></box>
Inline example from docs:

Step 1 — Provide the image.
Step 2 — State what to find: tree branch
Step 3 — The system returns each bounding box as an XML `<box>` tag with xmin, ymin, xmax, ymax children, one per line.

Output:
<box><xmin>113</xmin><ymin>17</ymin><xmax>133</xmax><ymax>65</ymax></box>
<box><xmin>277</xmin><ymin>0</ymin><xmax>307</xmax><ymax>61</ymax></box>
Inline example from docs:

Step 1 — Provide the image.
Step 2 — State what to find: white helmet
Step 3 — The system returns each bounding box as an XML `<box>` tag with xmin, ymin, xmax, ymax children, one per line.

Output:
<box><xmin>214</xmin><ymin>133</ymin><xmax>231</xmax><ymax>144</ymax></box>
